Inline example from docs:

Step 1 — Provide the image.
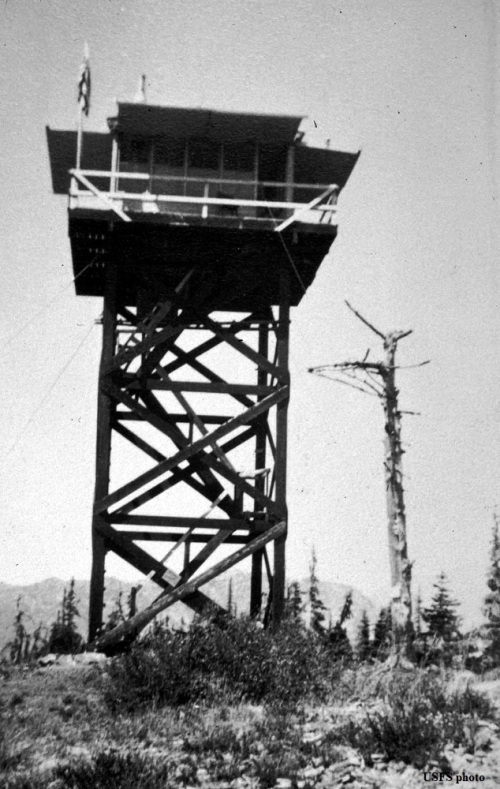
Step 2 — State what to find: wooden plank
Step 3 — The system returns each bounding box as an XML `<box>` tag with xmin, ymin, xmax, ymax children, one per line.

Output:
<box><xmin>124</xmin><ymin>377</ymin><xmax>274</xmax><ymax>396</ymax></box>
<box><xmin>274</xmin><ymin>185</ymin><xmax>336</xmax><ymax>232</ymax></box>
<box><xmin>251</xmin><ymin>321</ymin><xmax>269</xmax><ymax>617</ymax></box>
<box><xmin>117</xmin><ymin>531</ymin><xmax>250</xmax><ymax>544</ymax></box>
<box><xmin>95</xmin><ymin>386</ymin><xmax>288</xmax><ymax>515</ymax></box>
<box><xmin>115</xmin><ymin>411</ymin><xmax>230</xmax><ymax>424</ymax></box>
<box><xmin>139</xmin><ymin>390</ymin><xmax>233</xmax><ymax>513</ymax></box>
<box><xmin>112</xmin><ymin>426</ymin><xmax>256</xmax><ymax>517</ymax></box>
<box><xmin>201</xmin><ymin>451</ymin><xmax>284</xmax><ymax>518</ymax></box>
<box><xmin>93</xmin><ymin>520</ymin><xmax>286</xmax><ymax>651</ymax></box>
<box><xmin>107</xmin><ymin>323</ymin><xmax>183</xmax><ymax>373</ymax></box>
<box><xmin>273</xmin><ymin>271</ymin><xmax>290</xmax><ymax>626</ymax></box>
<box><xmin>89</xmin><ymin>262</ymin><xmax>117</xmax><ymax>641</ymax></box>
<box><xmin>71</xmin><ymin>170</ymin><xmax>131</xmax><ymax>221</ymax></box>
<box><xmin>95</xmin><ymin>519</ymin><xmax>218</xmax><ymax>615</ymax></box>
<box><xmin>180</xmin><ymin>526</ymin><xmax>238</xmax><ymax>581</ymax></box>
<box><xmin>204</xmin><ymin>317</ymin><xmax>286</xmax><ymax>384</ymax></box>
<box><xmin>108</xmin><ymin>514</ymin><xmax>259</xmax><ymax>530</ymax></box>
<box><xmin>113</xmin><ymin>422</ymin><xmax>166</xmax><ymax>464</ymax></box>
<box><xmin>165</xmin><ymin>344</ymin><xmax>254</xmax><ymax>408</ymax></box>
<box><xmin>74</xmin><ymin>168</ymin><xmax>333</xmax><ymax>191</ymax></box>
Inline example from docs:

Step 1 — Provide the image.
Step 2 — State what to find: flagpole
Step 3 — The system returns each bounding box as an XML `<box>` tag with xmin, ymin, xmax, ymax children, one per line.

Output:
<box><xmin>76</xmin><ymin>97</ymin><xmax>83</xmax><ymax>171</ymax></box>
<box><xmin>76</xmin><ymin>43</ymin><xmax>90</xmax><ymax>173</ymax></box>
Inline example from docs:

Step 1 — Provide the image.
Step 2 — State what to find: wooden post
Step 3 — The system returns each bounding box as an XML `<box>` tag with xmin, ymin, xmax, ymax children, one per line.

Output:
<box><xmin>250</xmin><ymin>319</ymin><xmax>269</xmax><ymax>617</ymax></box>
<box><xmin>273</xmin><ymin>272</ymin><xmax>290</xmax><ymax>626</ymax></box>
<box><xmin>88</xmin><ymin>262</ymin><xmax>117</xmax><ymax>642</ymax></box>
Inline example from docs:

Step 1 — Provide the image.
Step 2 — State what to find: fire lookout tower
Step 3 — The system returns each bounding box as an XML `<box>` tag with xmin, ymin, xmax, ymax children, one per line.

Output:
<box><xmin>47</xmin><ymin>103</ymin><xmax>359</xmax><ymax>642</ymax></box>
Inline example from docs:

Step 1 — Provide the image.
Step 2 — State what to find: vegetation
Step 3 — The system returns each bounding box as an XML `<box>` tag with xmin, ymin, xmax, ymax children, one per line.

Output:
<box><xmin>47</xmin><ymin>578</ymin><xmax>84</xmax><ymax>655</ymax></box>
<box><xmin>482</xmin><ymin>513</ymin><xmax>500</xmax><ymax>667</ymax></box>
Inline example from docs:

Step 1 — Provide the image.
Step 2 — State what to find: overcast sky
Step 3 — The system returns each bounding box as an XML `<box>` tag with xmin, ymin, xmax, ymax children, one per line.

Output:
<box><xmin>0</xmin><ymin>0</ymin><xmax>498</xmax><ymax>627</ymax></box>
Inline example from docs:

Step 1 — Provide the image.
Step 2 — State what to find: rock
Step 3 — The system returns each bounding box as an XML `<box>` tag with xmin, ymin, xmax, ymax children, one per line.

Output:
<box><xmin>75</xmin><ymin>652</ymin><xmax>108</xmax><ymax>666</ymax></box>
<box><xmin>303</xmin><ymin>765</ymin><xmax>325</xmax><ymax>779</ymax></box>
<box><xmin>38</xmin><ymin>653</ymin><xmax>59</xmax><ymax>666</ymax></box>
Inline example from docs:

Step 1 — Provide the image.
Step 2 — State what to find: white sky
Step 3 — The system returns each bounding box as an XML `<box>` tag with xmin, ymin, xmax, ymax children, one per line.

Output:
<box><xmin>0</xmin><ymin>0</ymin><xmax>499</xmax><ymax>628</ymax></box>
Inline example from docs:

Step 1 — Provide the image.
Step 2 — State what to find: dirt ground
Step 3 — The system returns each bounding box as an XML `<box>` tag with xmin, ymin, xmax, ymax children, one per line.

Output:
<box><xmin>2</xmin><ymin>664</ymin><xmax>500</xmax><ymax>788</ymax></box>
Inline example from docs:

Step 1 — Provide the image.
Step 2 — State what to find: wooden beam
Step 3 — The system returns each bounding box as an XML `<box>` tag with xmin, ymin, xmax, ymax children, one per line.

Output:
<box><xmin>203</xmin><ymin>317</ymin><xmax>287</xmax><ymax>383</ymax></box>
<box><xmin>113</xmin><ymin>422</ymin><xmax>166</xmax><ymax>464</ymax></box>
<box><xmin>124</xmin><ymin>377</ymin><xmax>273</xmax><ymax>397</ymax></box>
<box><xmin>92</xmin><ymin>520</ymin><xmax>286</xmax><ymax>651</ymax></box>
<box><xmin>89</xmin><ymin>262</ymin><xmax>117</xmax><ymax>641</ymax></box>
<box><xmin>113</xmin><ymin>426</ymin><xmax>256</xmax><ymax>517</ymax></box>
<box><xmin>95</xmin><ymin>386</ymin><xmax>289</xmax><ymax>515</ymax></box>
<box><xmin>118</xmin><ymin>531</ymin><xmax>249</xmax><ymax>544</ymax></box>
<box><xmin>95</xmin><ymin>519</ymin><xmax>217</xmax><ymax>614</ymax></box>
<box><xmin>108</xmin><ymin>514</ymin><xmax>261</xmax><ymax>530</ymax></box>
<box><xmin>272</xmin><ymin>271</ymin><xmax>290</xmax><ymax>626</ymax></box>
<box><xmin>115</xmin><ymin>411</ymin><xmax>231</xmax><ymax>424</ymax></box>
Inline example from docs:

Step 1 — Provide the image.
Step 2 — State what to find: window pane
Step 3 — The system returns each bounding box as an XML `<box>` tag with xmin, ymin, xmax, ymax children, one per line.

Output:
<box><xmin>154</xmin><ymin>138</ymin><xmax>185</xmax><ymax>168</ymax></box>
<box><xmin>188</xmin><ymin>139</ymin><xmax>220</xmax><ymax>170</ymax></box>
<box><xmin>223</xmin><ymin>142</ymin><xmax>255</xmax><ymax>173</ymax></box>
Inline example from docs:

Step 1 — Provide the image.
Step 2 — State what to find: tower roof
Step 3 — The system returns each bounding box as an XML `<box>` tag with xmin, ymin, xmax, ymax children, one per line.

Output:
<box><xmin>107</xmin><ymin>103</ymin><xmax>304</xmax><ymax>144</ymax></box>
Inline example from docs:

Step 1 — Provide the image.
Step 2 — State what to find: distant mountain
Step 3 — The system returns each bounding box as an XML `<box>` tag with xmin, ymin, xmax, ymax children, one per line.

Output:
<box><xmin>0</xmin><ymin>572</ymin><xmax>382</xmax><ymax>650</ymax></box>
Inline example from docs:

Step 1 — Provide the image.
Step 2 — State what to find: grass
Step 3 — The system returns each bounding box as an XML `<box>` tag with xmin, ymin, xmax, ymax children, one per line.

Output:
<box><xmin>1</xmin><ymin>625</ymin><xmax>499</xmax><ymax>788</ymax></box>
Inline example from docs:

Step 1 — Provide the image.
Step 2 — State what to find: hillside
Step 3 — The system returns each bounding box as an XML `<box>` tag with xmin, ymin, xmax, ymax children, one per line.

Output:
<box><xmin>0</xmin><ymin>572</ymin><xmax>380</xmax><ymax>650</ymax></box>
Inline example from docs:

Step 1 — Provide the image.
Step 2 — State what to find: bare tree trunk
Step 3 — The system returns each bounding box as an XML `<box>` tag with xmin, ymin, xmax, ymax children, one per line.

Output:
<box><xmin>382</xmin><ymin>333</ymin><xmax>412</xmax><ymax>656</ymax></box>
<box><xmin>309</xmin><ymin>303</ymin><xmax>423</xmax><ymax>661</ymax></box>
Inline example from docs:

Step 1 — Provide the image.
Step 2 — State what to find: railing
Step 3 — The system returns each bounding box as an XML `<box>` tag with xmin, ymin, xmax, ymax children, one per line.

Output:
<box><xmin>69</xmin><ymin>169</ymin><xmax>339</xmax><ymax>230</ymax></box>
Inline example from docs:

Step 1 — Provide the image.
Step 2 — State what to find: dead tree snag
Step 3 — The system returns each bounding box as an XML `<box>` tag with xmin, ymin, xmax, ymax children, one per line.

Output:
<box><xmin>310</xmin><ymin>302</ymin><xmax>428</xmax><ymax>658</ymax></box>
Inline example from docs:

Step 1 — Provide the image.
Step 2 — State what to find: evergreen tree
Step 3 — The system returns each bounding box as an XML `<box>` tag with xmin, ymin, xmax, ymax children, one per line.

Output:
<box><xmin>48</xmin><ymin>578</ymin><xmax>84</xmax><ymax>654</ymax></box>
<box><xmin>308</xmin><ymin>550</ymin><xmax>327</xmax><ymax>635</ymax></box>
<box><xmin>483</xmin><ymin>513</ymin><xmax>500</xmax><ymax>664</ymax></box>
<box><xmin>327</xmin><ymin>591</ymin><xmax>354</xmax><ymax>663</ymax></box>
<box><xmin>356</xmin><ymin>609</ymin><xmax>371</xmax><ymax>661</ymax></box>
<box><xmin>285</xmin><ymin>581</ymin><xmax>304</xmax><ymax>622</ymax></box>
<box><xmin>422</xmin><ymin>572</ymin><xmax>461</xmax><ymax>643</ymax></box>
<box><xmin>372</xmin><ymin>606</ymin><xmax>392</xmax><ymax>660</ymax></box>
<box><xmin>6</xmin><ymin>597</ymin><xmax>29</xmax><ymax>664</ymax></box>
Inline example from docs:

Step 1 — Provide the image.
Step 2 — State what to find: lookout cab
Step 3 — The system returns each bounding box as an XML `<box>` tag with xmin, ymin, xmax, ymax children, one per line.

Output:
<box><xmin>47</xmin><ymin>103</ymin><xmax>359</xmax><ymax>643</ymax></box>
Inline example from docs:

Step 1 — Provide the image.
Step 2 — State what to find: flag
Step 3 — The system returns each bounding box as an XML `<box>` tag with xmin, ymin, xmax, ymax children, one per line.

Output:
<box><xmin>77</xmin><ymin>44</ymin><xmax>91</xmax><ymax>116</ymax></box>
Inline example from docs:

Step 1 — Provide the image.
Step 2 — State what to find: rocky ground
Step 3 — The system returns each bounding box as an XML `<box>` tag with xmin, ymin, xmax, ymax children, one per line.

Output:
<box><xmin>1</xmin><ymin>661</ymin><xmax>500</xmax><ymax>788</ymax></box>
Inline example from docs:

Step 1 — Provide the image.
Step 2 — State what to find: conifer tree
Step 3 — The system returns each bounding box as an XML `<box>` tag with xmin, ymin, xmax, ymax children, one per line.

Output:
<box><xmin>372</xmin><ymin>606</ymin><xmax>392</xmax><ymax>660</ymax></box>
<box><xmin>286</xmin><ymin>581</ymin><xmax>304</xmax><ymax>622</ymax></box>
<box><xmin>227</xmin><ymin>578</ymin><xmax>234</xmax><ymax>616</ymax></box>
<box><xmin>482</xmin><ymin>513</ymin><xmax>500</xmax><ymax>663</ymax></box>
<box><xmin>327</xmin><ymin>591</ymin><xmax>353</xmax><ymax>663</ymax></box>
<box><xmin>422</xmin><ymin>572</ymin><xmax>461</xmax><ymax>643</ymax></box>
<box><xmin>48</xmin><ymin>578</ymin><xmax>83</xmax><ymax>654</ymax></box>
<box><xmin>309</xmin><ymin>549</ymin><xmax>327</xmax><ymax>635</ymax></box>
<box><xmin>356</xmin><ymin>610</ymin><xmax>371</xmax><ymax>661</ymax></box>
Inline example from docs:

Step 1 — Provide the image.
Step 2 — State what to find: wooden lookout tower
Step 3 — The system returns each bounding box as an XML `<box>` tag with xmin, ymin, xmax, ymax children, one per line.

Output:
<box><xmin>47</xmin><ymin>102</ymin><xmax>359</xmax><ymax>641</ymax></box>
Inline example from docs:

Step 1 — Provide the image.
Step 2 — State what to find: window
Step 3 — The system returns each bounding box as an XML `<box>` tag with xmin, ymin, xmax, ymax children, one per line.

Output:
<box><xmin>154</xmin><ymin>138</ymin><xmax>185</xmax><ymax>169</ymax></box>
<box><xmin>187</xmin><ymin>139</ymin><xmax>220</xmax><ymax>171</ymax></box>
<box><xmin>223</xmin><ymin>142</ymin><xmax>255</xmax><ymax>174</ymax></box>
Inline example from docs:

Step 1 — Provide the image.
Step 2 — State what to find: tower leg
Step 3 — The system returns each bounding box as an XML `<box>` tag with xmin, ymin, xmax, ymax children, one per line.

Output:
<box><xmin>250</xmin><ymin>320</ymin><xmax>269</xmax><ymax>617</ymax></box>
<box><xmin>273</xmin><ymin>271</ymin><xmax>290</xmax><ymax>626</ymax></box>
<box><xmin>88</xmin><ymin>263</ymin><xmax>117</xmax><ymax>642</ymax></box>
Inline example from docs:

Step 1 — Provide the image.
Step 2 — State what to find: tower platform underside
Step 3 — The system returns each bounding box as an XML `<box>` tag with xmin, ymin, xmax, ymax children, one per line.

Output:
<box><xmin>69</xmin><ymin>209</ymin><xmax>337</xmax><ymax>309</ymax></box>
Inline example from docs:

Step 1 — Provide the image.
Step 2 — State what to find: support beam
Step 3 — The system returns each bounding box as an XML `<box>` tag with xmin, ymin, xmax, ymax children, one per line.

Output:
<box><xmin>88</xmin><ymin>263</ymin><xmax>117</xmax><ymax>642</ymax></box>
<box><xmin>273</xmin><ymin>272</ymin><xmax>290</xmax><ymax>626</ymax></box>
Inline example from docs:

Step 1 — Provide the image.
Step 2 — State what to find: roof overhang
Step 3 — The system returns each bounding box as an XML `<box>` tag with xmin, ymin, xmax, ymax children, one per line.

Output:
<box><xmin>107</xmin><ymin>103</ymin><xmax>304</xmax><ymax>144</ymax></box>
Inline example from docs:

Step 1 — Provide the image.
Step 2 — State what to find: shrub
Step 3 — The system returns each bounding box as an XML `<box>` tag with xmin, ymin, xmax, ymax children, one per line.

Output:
<box><xmin>106</xmin><ymin>615</ymin><xmax>335</xmax><ymax>711</ymax></box>
<box><xmin>334</xmin><ymin>670</ymin><xmax>497</xmax><ymax>769</ymax></box>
